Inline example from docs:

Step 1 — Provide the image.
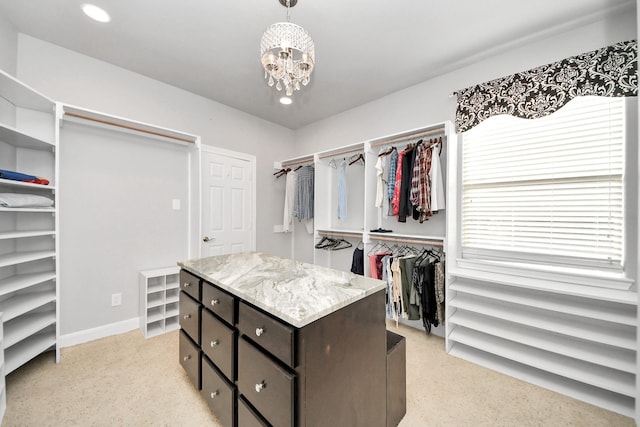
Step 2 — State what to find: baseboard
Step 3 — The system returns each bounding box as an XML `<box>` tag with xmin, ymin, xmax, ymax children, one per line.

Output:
<box><xmin>59</xmin><ymin>317</ymin><xmax>140</xmax><ymax>348</ymax></box>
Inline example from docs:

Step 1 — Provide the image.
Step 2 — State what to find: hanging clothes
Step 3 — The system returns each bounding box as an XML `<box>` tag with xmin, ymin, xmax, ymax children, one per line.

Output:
<box><xmin>387</xmin><ymin>149</ymin><xmax>398</xmax><ymax>217</ymax></box>
<box><xmin>434</xmin><ymin>260</ymin><xmax>446</xmax><ymax>326</ymax></box>
<box><xmin>391</xmin><ymin>149</ymin><xmax>405</xmax><ymax>215</ymax></box>
<box><xmin>282</xmin><ymin>170</ymin><xmax>297</xmax><ymax>232</ymax></box>
<box><xmin>397</xmin><ymin>145</ymin><xmax>415</xmax><ymax>222</ymax></box>
<box><xmin>337</xmin><ymin>160</ymin><xmax>347</xmax><ymax>221</ymax></box>
<box><xmin>430</xmin><ymin>143</ymin><xmax>445</xmax><ymax>212</ymax></box>
<box><xmin>410</xmin><ymin>142</ymin><xmax>433</xmax><ymax>223</ymax></box>
<box><xmin>293</xmin><ymin>165</ymin><xmax>315</xmax><ymax>233</ymax></box>
<box><xmin>375</xmin><ymin>149</ymin><xmax>385</xmax><ymax>208</ymax></box>
<box><xmin>350</xmin><ymin>246</ymin><xmax>364</xmax><ymax>275</ymax></box>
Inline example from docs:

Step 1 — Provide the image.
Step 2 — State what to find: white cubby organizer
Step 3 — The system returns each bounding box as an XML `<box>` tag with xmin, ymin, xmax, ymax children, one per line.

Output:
<box><xmin>139</xmin><ymin>267</ymin><xmax>181</xmax><ymax>338</ymax></box>
<box><xmin>0</xmin><ymin>70</ymin><xmax>59</xmax><ymax>375</ymax></box>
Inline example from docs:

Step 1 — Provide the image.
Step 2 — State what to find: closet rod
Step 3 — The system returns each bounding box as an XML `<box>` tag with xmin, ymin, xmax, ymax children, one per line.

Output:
<box><xmin>281</xmin><ymin>155</ymin><xmax>314</xmax><ymax>168</ymax></box>
<box><xmin>370</xmin><ymin>235</ymin><xmax>443</xmax><ymax>247</ymax></box>
<box><xmin>64</xmin><ymin>111</ymin><xmax>195</xmax><ymax>143</ymax></box>
<box><xmin>317</xmin><ymin>145</ymin><xmax>364</xmax><ymax>160</ymax></box>
<box><xmin>370</xmin><ymin>127</ymin><xmax>445</xmax><ymax>148</ymax></box>
<box><xmin>317</xmin><ymin>230</ymin><xmax>363</xmax><ymax>238</ymax></box>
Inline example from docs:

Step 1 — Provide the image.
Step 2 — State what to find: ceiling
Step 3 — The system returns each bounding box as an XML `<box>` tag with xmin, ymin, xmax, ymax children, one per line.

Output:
<box><xmin>0</xmin><ymin>0</ymin><xmax>633</xmax><ymax>129</ymax></box>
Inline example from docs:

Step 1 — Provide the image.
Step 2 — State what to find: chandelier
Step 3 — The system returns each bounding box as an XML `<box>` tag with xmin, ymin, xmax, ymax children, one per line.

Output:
<box><xmin>260</xmin><ymin>0</ymin><xmax>315</xmax><ymax>97</ymax></box>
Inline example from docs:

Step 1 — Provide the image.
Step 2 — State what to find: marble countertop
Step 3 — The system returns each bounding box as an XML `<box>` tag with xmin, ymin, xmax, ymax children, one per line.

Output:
<box><xmin>178</xmin><ymin>252</ymin><xmax>385</xmax><ymax>328</ymax></box>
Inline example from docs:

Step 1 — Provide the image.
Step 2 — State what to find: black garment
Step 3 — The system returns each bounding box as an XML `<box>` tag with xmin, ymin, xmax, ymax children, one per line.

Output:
<box><xmin>397</xmin><ymin>146</ymin><xmax>414</xmax><ymax>222</ymax></box>
<box><xmin>350</xmin><ymin>247</ymin><xmax>364</xmax><ymax>275</ymax></box>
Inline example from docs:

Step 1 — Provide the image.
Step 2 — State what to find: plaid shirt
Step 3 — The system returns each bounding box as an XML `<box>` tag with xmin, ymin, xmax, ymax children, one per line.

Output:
<box><xmin>409</xmin><ymin>142</ymin><xmax>433</xmax><ymax>222</ymax></box>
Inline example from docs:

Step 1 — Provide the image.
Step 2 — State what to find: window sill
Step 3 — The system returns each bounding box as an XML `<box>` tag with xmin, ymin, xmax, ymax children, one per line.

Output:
<box><xmin>450</xmin><ymin>258</ymin><xmax>636</xmax><ymax>304</ymax></box>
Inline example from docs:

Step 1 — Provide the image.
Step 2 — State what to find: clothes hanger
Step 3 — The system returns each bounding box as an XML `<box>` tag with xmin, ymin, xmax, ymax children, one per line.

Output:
<box><xmin>348</xmin><ymin>153</ymin><xmax>364</xmax><ymax>166</ymax></box>
<box><xmin>328</xmin><ymin>158</ymin><xmax>337</xmax><ymax>169</ymax></box>
<box><xmin>378</xmin><ymin>146</ymin><xmax>396</xmax><ymax>157</ymax></box>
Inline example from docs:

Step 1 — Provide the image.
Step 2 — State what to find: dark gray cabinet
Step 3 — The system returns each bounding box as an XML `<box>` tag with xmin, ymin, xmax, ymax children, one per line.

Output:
<box><xmin>179</xmin><ymin>269</ymin><xmax>393</xmax><ymax>427</ymax></box>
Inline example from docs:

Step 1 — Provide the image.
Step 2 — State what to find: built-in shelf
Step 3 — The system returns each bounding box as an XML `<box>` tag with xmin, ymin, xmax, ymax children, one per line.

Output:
<box><xmin>449</xmin><ymin>343</ymin><xmax>634</xmax><ymax>418</ymax></box>
<box><xmin>0</xmin><ymin>124</ymin><xmax>54</xmax><ymax>149</ymax></box>
<box><xmin>0</xmin><ymin>251</ymin><xmax>56</xmax><ymax>268</ymax></box>
<box><xmin>0</xmin><ymin>69</ymin><xmax>59</xmax><ymax>377</ymax></box>
<box><xmin>0</xmin><ymin>272</ymin><xmax>56</xmax><ymax>297</ymax></box>
<box><xmin>0</xmin><ymin>290</ymin><xmax>56</xmax><ymax>322</ymax></box>
<box><xmin>449</xmin><ymin>281</ymin><xmax>636</xmax><ymax>326</ymax></box>
<box><xmin>449</xmin><ymin>310</ymin><xmax>635</xmax><ymax>373</ymax></box>
<box><xmin>4</xmin><ymin>311</ymin><xmax>56</xmax><ymax>349</ymax></box>
<box><xmin>0</xmin><ymin>178</ymin><xmax>56</xmax><ymax>191</ymax></box>
<box><xmin>0</xmin><ymin>230</ymin><xmax>55</xmax><ymax>240</ymax></box>
<box><xmin>5</xmin><ymin>331</ymin><xmax>56</xmax><ymax>375</ymax></box>
<box><xmin>449</xmin><ymin>294</ymin><xmax>635</xmax><ymax>350</ymax></box>
<box><xmin>0</xmin><ymin>70</ymin><xmax>54</xmax><ymax>112</ymax></box>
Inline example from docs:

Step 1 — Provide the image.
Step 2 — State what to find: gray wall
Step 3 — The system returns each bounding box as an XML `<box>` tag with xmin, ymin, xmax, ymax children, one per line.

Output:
<box><xmin>0</xmin><ymin>13</ymin><xmax>17</xmax><ymax>75</ymax></box>
<box><xmin>291</xmin><ymin>5</ymin><xmax>637</xmax><ymax>261</ymax></box>
<box><xmin>294</xmin><ymin>8</ymin><xmax>636</xmax><ymax>155</ymax></box>
<box><xmin>15</xmin><ymin>34</ymin><xmax>295</xmax><ymax>336</ymax></box>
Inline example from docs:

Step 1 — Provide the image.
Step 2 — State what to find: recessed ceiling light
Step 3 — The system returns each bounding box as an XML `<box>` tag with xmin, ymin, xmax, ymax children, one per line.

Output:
<box><xmin>280</xmin><ymin>97</ymin><xmax>293</xmax><ymax>105</ymax></box>
<box><xmin>81</xmin><ymin>4</ymin><xmax>111</xmax><ymax>23</ymax></box>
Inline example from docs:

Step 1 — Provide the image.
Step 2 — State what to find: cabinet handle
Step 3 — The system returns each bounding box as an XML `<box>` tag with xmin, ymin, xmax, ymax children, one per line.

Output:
<box><xmin>183</xmin><ymin>282</ymin><xmax>191</xmax><ymax>287</ymax></box>
<box><xmin>183</xmin><ymin>314</ymin><xmax>191</xmax><ymax>320</ymax></box>
<box><xmin>211</xmin><ymin>299</ymin><xmax>220</xmax><ymax>306</ymax></box>
<box><xmin>183</xmin><ymin>355</ymin><xmax>191</xmax><ymax>361</ymax></box>
<box><xmin>210</xmin><ymin>339</ymin><xmax>220</xmax><ymax>347</ymax></box>
<box><xmin>255</xmin><ymin>327</ymin><xmax>265</xmax><ymax>337</ymax></box>
<box><xmin>210</xmin><ymin>390</ymin><xmax>219</xmax><ymax>399</ymax></box>
<box><xmin>255</xmin><ymin>380</ymin><xmax>266</xmax><ymax>393</ymax></box>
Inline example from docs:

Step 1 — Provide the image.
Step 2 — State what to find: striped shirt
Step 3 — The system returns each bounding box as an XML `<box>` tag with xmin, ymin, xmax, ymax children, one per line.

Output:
<box><xmin>293</xmin><ymin>165</ymin><xmax>314</xmax><ymax>220</ymax></box>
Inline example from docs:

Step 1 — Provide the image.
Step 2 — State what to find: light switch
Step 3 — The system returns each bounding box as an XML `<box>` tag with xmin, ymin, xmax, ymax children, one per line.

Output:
<box><xmin>172</xmin><ymin>199</ymin><xmax>181</xmax><ymax>210</ymax></box>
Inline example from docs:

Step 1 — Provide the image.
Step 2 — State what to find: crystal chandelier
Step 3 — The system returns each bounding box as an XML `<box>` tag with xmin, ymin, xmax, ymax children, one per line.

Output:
<box><xmin>260</xmin><ymin>0</ymin><xmax>315</xmax><ymax>97</ymax></box>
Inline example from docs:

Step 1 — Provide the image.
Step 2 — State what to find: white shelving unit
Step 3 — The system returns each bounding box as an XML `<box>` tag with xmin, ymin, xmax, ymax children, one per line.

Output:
<box><xmin>444</xmin><ymin>120</ymin><xmax>637</xmax><ymax>417</ymax></box>
<box><xmin>0</xmin><ymin>69</ymin><xmax>58</xmax><ymax>375</ymax></box>
<box><xmin>139</xmin><ymin>267</ymin><xmax>181</xmax><ymax>338</ymax></box>
<box><xmin>0</xmin><ymin>313</ymin><xmax>5</xmax><ymax>424</ymax></box>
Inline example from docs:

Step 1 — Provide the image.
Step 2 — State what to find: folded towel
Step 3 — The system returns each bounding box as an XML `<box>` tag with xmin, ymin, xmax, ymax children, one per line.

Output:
<box><xmin>0</xmin><ymin>169</ymin><xmax>50</xmax><ymax>185</ymax></box>
<box><xmin>0</xmin><ymin>193</ymin><xmax>54</xmax><ymax>208</ymax></box>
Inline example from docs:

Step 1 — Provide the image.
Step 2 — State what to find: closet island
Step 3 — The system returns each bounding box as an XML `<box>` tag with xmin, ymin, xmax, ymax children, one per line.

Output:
<box><xmin>178</xmin><ymin>251</ymin><xmax>405</xmax><ymax>427</ymax></box>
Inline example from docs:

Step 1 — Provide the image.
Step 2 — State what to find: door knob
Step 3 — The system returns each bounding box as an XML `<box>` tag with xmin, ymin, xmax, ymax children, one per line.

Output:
<box><xmin>203</xmin><ymin>236</ymin><xmax>215</xmax><ymax>242</ymax></box>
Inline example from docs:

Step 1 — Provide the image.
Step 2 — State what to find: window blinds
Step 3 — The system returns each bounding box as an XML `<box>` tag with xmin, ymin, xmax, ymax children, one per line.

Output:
<box><xmin>461</xmin><ymin>96</ymin><xmax>624</xmax><ymax>268</ymax></box>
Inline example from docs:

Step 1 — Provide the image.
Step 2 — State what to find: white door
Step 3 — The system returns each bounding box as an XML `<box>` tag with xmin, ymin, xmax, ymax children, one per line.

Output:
<box><xmin>201</xmin><ymin>147</ymin><xmax>255</xmax><ymax>256</ymax></box>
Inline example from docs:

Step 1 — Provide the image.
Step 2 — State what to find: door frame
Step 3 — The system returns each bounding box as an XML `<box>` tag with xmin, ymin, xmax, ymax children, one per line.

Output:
<box><xmin>198</xmin><ymin>144</ymin><xmax>257</xmax><ymax>258</ymax></box>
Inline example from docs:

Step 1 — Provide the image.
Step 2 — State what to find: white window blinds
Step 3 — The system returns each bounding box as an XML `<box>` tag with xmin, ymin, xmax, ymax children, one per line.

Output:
<box><xmin>461</xmin><ymin>96</ymin><xmax>624</xmax><ymax>268</ymax></box>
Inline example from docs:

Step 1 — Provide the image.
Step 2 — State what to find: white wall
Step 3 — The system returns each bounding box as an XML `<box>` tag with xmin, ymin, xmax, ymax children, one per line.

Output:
<box><xmin>0</xmin><ymin>13</ymin><xmax>17</xmax><ymax>75</ymax></box>
<box><xmin>294</xmin><ymin>8</ymin><xmax>636</xmax><ymax>155</ymax></box>
<box><xmin>15</xmin><ymin>34</ymin><xmax>295</xmax><ymax>336</ymax></box>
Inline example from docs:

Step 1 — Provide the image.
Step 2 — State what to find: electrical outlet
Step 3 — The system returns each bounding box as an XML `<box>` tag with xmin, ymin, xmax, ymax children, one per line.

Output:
<box><xmin>111</xmin><ymin>293</ymin><xmax>122</xmax><ymax>307</ymax></box>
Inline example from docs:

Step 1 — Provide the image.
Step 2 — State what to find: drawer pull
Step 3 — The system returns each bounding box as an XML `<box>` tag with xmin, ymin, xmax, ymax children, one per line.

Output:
<box><xmin>183</xmin><ymin>355</ymin><xmax>191</xmax><ymax>361</ymax></box>
<box><xmin>183</xmin><ymin>282</ymin><xmax>191</xmax><ymax>287</ymax></box>
<box><xmin>183</xmin><ymin>314</ymin><xmax>191</xmax><ymax>320</ymax></box>
<box><xmin>211</xmin><ymin>298</ymin><xmax>220</xmax><ymax>306</ymax></box>
<box><xmin>210</xmin><ymin>339</ymin><xmax>220</xmax><ymax>347</ymax></box>
<box><xmin>255</xmin><ymin>380</ymin><xmax>266</xmax><ymax>393</ymax></box>
<box><xmin>255</xmin><ymin>327</ymin><xmax>265</xmax><ymax>337</ymax></box>
<box><xmin>210</xmin><ymin>390</ymin><xmax>219</xmax><ymax>399</ymax></box>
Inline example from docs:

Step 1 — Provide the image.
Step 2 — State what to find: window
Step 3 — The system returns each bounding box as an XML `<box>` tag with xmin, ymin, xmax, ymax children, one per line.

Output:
<box><xmin>461</xmin><ymin>96</ymin><xmax>626</xmax><ymax>271</ymax></box>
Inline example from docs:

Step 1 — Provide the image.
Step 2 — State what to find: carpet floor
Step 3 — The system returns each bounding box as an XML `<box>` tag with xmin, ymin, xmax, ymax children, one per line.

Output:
<box><xmin>2</xmin><ymin>322</ymin><xmax>634</xmax><ymax>426</ymax></box>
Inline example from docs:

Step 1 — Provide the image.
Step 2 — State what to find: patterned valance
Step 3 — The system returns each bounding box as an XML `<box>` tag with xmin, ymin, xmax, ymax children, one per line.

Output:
<box><xmin>455</xmin><ymin>39</ymin><xmax>638</xmax><ymax>133</ymax></box>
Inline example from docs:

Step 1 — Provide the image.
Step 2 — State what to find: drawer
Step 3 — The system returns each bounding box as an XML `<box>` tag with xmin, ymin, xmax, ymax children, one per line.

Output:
<box><xmin>238</xmin><ymin>337</ymin><xmax>295</xmax><ymax>427</ymax></box>
<box><xmin>180</xmin><ymin>292</ymin><xmax>201</xmax><ymax>344</ymax></box>
<box><xmin>202</xmin><ymin>281</ymin><xmax>235</xmax><ymax>325</ymax></box>
<box><xmin>179</xmin><ymin>330</ymin><xmax>201</xmax><ymax>390</ymax></box>
<box><xmin>238</xmin><ymin>395</ymin><xmax>271</xmax><ymax>427</ymax></box>
<box><xmin>202</xmin><ymin>308</ymin><xmax>236</xmax><ymax>381</ymax></box>
<box><xmin>201</xmin><ymin>355</ymin><xmax>236</xmax><ymax>427</ymax></box>
<box><xmin>238</xmin><ymin>301</ymin><xmax>295</xmax><ymax>368</ymax></box>
<box><xmin>180</xmin><ymin>269</ymin><xmax>201</xmax><ymax>301</ymax></box>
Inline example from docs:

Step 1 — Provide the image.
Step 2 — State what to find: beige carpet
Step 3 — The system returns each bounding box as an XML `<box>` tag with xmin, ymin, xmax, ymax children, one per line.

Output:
<box><xmin>2</xmin><ymin>322</ymin><xmax>634</xmax><ymax>427</ymax></box>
